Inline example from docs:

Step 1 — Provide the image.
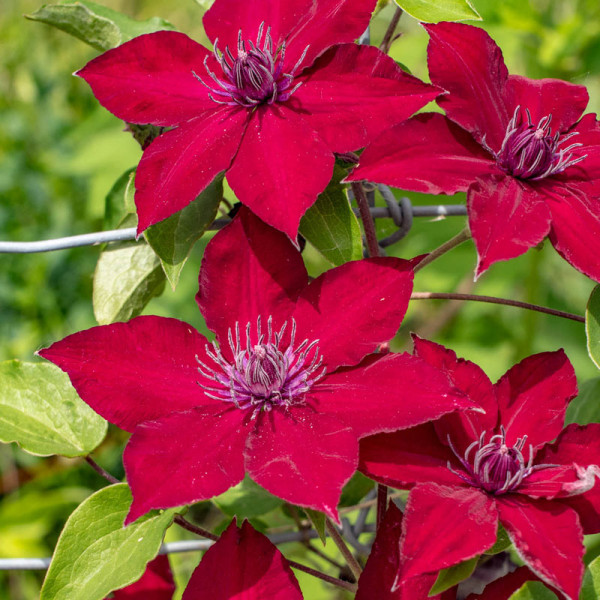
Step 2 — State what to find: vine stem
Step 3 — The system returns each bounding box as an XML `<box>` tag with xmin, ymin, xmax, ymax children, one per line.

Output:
<box><xmin>84</xmin><ymin>456</ymin><xmax>119</xmax><ymax>484</ymax></box>
<box><xmin>352</xmin><ymin>181</ymin><xmax>380</xmax><ymax>258</ymax></box>
<box><xmin>376</xmin><ymin>485</ymin><xmax>388</xmax><ymax>530</ymax></box>
<box><xmin>288</xmin><ymin>560</ymin><xmax>358</xmax><ymax>592</ymax></box>
<box><xmin>325</xmin><ymin>518</ymin><xmax>363</xmax><ymax>581</ymax></box>
<box><xmin>413</xmin><ymin>227</ymin><xmax>471</xmax><ymax>273</ymax></box>
<box><xmin>410</xmin><ymin>292</ymin><xmax>585</xmax><ymax>323</ymax></box>
<box><xmin>174</xmin><ymin>515</ymin><xmax>218</xmax><ymax>541</ymax></box>
<box><xmin>379</xmin><ymin>6</ymin><xmax>403</xmax><ymax>53</ymax></box>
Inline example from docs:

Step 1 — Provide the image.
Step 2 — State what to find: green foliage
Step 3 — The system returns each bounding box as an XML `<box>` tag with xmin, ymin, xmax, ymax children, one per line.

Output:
<box><xmin>41</xmin><ymin>484</ymin><xmax>176</xmax><ymax>600</ymax></box>
<box><xmin>396</xmin><ymin>0</ymin><xmax>481</xmax><ymax>22</ymax></box>
<box><xmin>582</xmin><ymin>555</ymin><xmax>600</xmax><ymax>599</ymax></box>
<box><xmin>586</xmin><ymin>285</ymin><xmax>600</xmax><ymax>370</ymax></box>
<box><xmin>508</xmin><ymin>581</ymin><xmax>558</xmax><ymax>599</ymax></box>
<box><xmin>304</xmin><ymin>508</ymin><xmax>327</xmax><ymax>544</ymax></box>
<box><xmin>0</xmin><ymin>360</ymin><xmax>107</xmax><ymax>457</ymax></box>
<box><xmin>565</xmin><ymin>377</ymin><xmax>600</xmax><ymax>425</ymax></box>
<box><xmin>212</xmin><ymin>476</ymin><xmax>283</xmax><ymax>519</ymax></box>
<box><xmin>485</xmin><ymin>523</ymin><xmax>512</xmax><ymax>555</ymax></box>
<box><xmin>429</xmin><ymin>556</ymin><xmax>478</xmax><ymax>595</ymax></box>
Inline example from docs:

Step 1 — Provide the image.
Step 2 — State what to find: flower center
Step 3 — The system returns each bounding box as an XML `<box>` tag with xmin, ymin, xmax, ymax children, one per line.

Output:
<box><xmin>495</xmin><ymin>107</ymin><xmax>586</xmax><ymax>180</ymax></box>
<box><xmin>194</xmin><ymin>23</ymin><xmax>309</xmax><ymax>108</ymax></box>
<box><xmin>197</xmin><ymin>316</ymin><xmax>325</xmax><ymax>417</ymax></box>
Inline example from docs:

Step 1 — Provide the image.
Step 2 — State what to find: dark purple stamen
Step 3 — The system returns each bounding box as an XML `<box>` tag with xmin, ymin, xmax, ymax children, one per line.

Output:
<box><xmin>495</xmin><ymin>107</ymin><xmax>586</xmax><ymax>180</ymax></box>
<box><xmin>447</xmin><ymin>426</ymin><xmax>553</xmax><ymax>494</ymax></box>
<box><xmin>193</xmin><ymin>22</ymin><xmax>309</xmax><ymax>107</ymax></box>
<box><xmin>196</xmin><ymin>316</ymin><xmax>325</xmax><ymax>417</ymax></box>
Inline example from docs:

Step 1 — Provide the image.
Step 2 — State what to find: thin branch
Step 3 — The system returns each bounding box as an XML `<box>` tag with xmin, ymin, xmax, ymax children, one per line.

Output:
<box><xmin>288</xmin><ymin>560</ymin><xmax>358</xmax><ymax>592</ymax></box>
<box><xmin>413</xmin><ymin>227</ymin><xmax>471</xmax><ymax>273</ymax></box>
<box><xmin>325</xmin><ymin>518</ymin><xmax>363</xmax><ymax>581</ymax></box>
<box><xmin>379</xmin><ymin>6</ymin><xmax>403</xmax><ymax>53</ymax></box>
<box><xmin>174</xmin><ymin>515</ymin><xmax>218</xmax><ymax>541</ymax></box>
<box><xmin>352</xmin><ymin>181</ymin><xmax>380</xmax><ymax>257</ymax></box>
<box><xmin>411</xmin><ymin>292</ymin><xmax>585</xmax><ymax>323</ymax></box>
<box><xmin>84</xmin><ymin>456</ymin><xmax>120</xmax><ymax>484</ymax></box>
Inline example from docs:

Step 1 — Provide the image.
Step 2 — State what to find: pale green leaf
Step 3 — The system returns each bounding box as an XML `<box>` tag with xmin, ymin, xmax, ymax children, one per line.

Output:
<box><xmin>395</xmin><ymin>0</ymin><xmax>481</xmax><ymax>22</ymax></box>
<box><xmin>586</xmin><ymin>285</ymin><xmax>600</xmax><ymax>370</ymax></box>
<box><xmin>581</xmin><ymin>556</ymin><xmax>600</xmax><ymax>600</ymax></box>
<box><xmin>0</xmin><ymin>361</ymin><xmax>107</xmax><ymax>457</ymax></box>
<box><xmin>429</xmin><ymin>556</ymin><xmax>478</xmax><ymax>595</ymax></box>
<box><xmin>213</xmin><ymin>475</ymin><xmax>283</xmax><ymax>519</ymax></box>
<box><xmin>508</xmin><ymin>581</ymin><xmax>557</xmax><ymax>599</ymax></box>
<box><xmin>145</xmin><ymin>176</ymin><xmax>223</xmax><ymax>289</ymax></box>
<box><xmin>41</xmin><ymin>484</ymin><xmax>176</xmax><ymax>600</ymax></box>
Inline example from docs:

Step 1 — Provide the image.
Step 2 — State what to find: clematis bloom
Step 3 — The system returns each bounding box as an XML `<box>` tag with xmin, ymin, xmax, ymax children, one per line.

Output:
<box><xmin>77</xmin><ymin>0</ymin><xmax>439</xmax><ymax>240</ymax></box>
<box><xmin>40</xmin><ymin>209</ymin><xmax>471</xmax><ymax>523</ymax></box>
<box><xmin>347</xmin><ymin>22</ymin><xmax>600</xmax><ymax>280</ymax></box>
<box><xmin>360</xmin><ymin>337</ymin><xmax>600</xmax><ymax>600</ymax></box>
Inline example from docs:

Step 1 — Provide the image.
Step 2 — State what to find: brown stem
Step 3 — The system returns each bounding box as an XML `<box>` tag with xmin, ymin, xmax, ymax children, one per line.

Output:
<box><xmin>288</xmin><ymin>560</ymin><xmax>358</xmax><ymax>592</ymax></box>
<box><xmin>174</xmin><ymin>515</ymin><xmax>218</xmax><ymax>541</ymax></box>
<box><xmin>410</xmin><ymin>292</ymin><xmax>585</xmax><ymax>323</ymax></box>
<box><xmin>84</xmin><ymin>456</ymin><xmax>120</xmax><ymax>484</ymax></box>
<box><xmin>325</xmin><ymin>518</ymin><xmax>363</xmax><ymax>580</ymax></box>
<box><xmin>379</xmin><ymin>6</ymin><xmax>403</xmax><ymax>53</ymax></box>
<box><xmin>376</xmin><ymin>485</ymin><xmax>388</xmax><ymax>530</ymax></box>
<box><xmin>413</xmin><ymin>227</ymin><xmax>471</xmax><ymax>273</ymax></box>
<box><xmin>352</xmin><ymin>181</ymin><xmax>380</xmax><ymax>257</ymax></box>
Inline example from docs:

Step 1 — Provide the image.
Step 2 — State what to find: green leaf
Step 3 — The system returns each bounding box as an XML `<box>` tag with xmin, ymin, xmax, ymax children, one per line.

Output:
<box><xmin>299</xmin><ymin>167</ymin><xmax>362</xmax><ymax>266</ymax></box>
<box><xmin>582</xmin><ymin>556</ymin><xmax>600</xmax><ymax>600</ymax></box>
<box><xmin>429</xmin><ymin>556</ymin><xmax>478</xmax><ymax>595</ymax></box>
<box><xmin>339</xmin><ymin>472</ymin><xmax>374</xmax><ymax>508</ymax></box>
<box><xmin>508</xmin><ymin>581</ymin><xmax>558</xmax><ymax>600</ymax></box>
<box><xmin>212</xmin><ymin>476</ymin><xmax>283</xmax><ymax>519</ymax></box>
<box><xmin>145</xmin><ymin>176</ymin><xmax>223</xmax><ymax>289</ymax></box>
<box><xmin>304</xmin><ymin>508</ymin><xmax>327</xmax><ymax>545</ymax></box>
<box><xmin>41</xmin><ymin>484</ymin><xmax>176</xmax><ymax>600</ymax></box>
<box><xmin>26</xmin><ymin>1</ymin><xmax>175</xmax><ymax>52</ymax></box>
<box><xmin>104</xmin><ymin>168</ymin><xmax>136</xmax><ymax>230</ymax></box>
<box><xmin>586</xmin><ymin>285</ymin><xmax>600</xmax><ymax>370</ymax></box>
<box><xmin>395</xmin><ymin>0</ymin><xmax>481</xmax><ymax>22</ymax></box>
<box><xmin>565</xmin><ymin>377</ymin><xmax>600</xmax><ymax>425</ymax></box>
<box><xmin>0</xmin><ymin>361</ymin><xmax>107</xmax><ymax>457</ymax></box>
<box><xmin>485</xmin><ymin>523</ymin><xmax>511</xmax><ymax>555</ymax></box>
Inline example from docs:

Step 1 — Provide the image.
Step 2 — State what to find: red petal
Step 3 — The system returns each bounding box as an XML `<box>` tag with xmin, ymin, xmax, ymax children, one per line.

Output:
<box><xmin>560</xmin><ymin>485</ymin><xmax>600</xmax><ymax>535</ymax></box>
<box><xmin>565</xmin><ymin>113</ymin><xmax>600</xmax><ymax>181</ymax></box>
<box><xmin>293</xmin><ymin>45</ymin><xmax>440</xmax><ymax>153</ymax></box>
<box><xmin>497</xmin><ymin>496</ymin><xmax>584</xmax><ymax>600</ymax></box>
<box><xmin>39</xmin><ymin>317</ymin><xmax>214</xmax><ymax>433</ymax></box>
<box><xmin>425</xmin><ymin>22</ymin><xmax>510</xmax><ymax>152</ymax></box>
<box><xmin>111</xmin><ymin>556</ymin><xmax>175</xmax><ymax>600</ymax></box>
<box><xmin>465</xmin><ymin>566</ymin><xmax>542</xmax><ymax>600</ymax></box>
<box><xmin>495</xmin><ymin>350</ymin><xmax>577</xmax><ymax>449</ymax></box>
<box><xmin>507</xmin><ymin>75</ymin><xmax>589</xmax><ymax>133</ymax></box>
<box><xmin>346</xmin><ymin>113</ymin><xmax>495</xmax><ymax>193</ymax></box>
<box><xmin>77</xmin><ymin>32</ymin><xmax>216</xmax><ymax>126</ymax></box>
<box><xmin>468</xmin><ymin>174</ymin><xmax>552</xmax><ymax>278</ymax></box>
<box><xmin>135</xmin><ymin>107</ymin><xmax>247</xmax><ymax>233</ymax></box>
<box><xmin>318</xmin><ymin>353</ymin><xmax>474</xmax><ymax>439</ymax></box>
<box><xmin>359</xmin><ymin>425</ymin><xmax>464</xmax><ymax>489</ymax></box>
<box><xmin>182</xmin><ymin>520</ymin><xmax>302</xmax><ymax>600</ymax></box>
<box><xmin>124</xmin><ymin>406</ymin><xmax>248</xmax><ymax>524</ymax></box>
<box><xmin>399</xmin><ymin>483</ymin><xmax>498</xmax><ymax>580</ymax></box>
<box><xmin>197</xmin><ymin>207</ymin><xmax>307</xmax><ymax>347</ymax></box>
<box><xmin>245</xmin><ymin>407</ymin><xmax>357</xmax><ymax>521</ymax></box>
<box><xmin>291</xmin><ymin>257</ymin><xmax>413</xmax><ymax>371</ymax></box>
<box><xmin>227</xmin><ymin>105</ymin><xmax>334</xmax><ymax>240</ymax></box>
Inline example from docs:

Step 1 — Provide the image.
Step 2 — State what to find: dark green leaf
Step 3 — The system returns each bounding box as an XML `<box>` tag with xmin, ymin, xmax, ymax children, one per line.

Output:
<box><xmin>212</xmin><ymin>476</ymin><xmax>283</xmax><ymax>519</ymax></box>
<box><xmin>565</xmin><ymin>377</ymin><xmax>600</xmax><ymax>426</ymax></box>
<box><xmin>429</xmin><ymin>556</ymin><xmax>478</xmax><ymax>595</ymax></box>
<box><xmin>104</xmin><ymin>168</ymin><xmax>136</xmax><ymax>231</ymax></box>
<box><xmin>582</xmin><ymin>556</ymin><xmax>600</xmax><ymax>600</ymax></box>
<box><xmin>508</xmin><ymin>581</ymin><xmax>558</xmax><ymax>599</ymax></box>
<box><xmin>586</xmin><ymin>285</ymin><xmax>600</xmax><ymax>370</ymax></box>
<box><xmin>339</xmin><ymin>472</ymin><xmax>374</xmax><ymax>508</ymax></box>
<box><xmin>485</xmin><ymin>523</ymin><xmax>511</xmax><ymax>555</ymax></box>
<box><xmin>305</xmin><ymin>508</ymin><xmax>327</xmax><ymax>545</ymax></box>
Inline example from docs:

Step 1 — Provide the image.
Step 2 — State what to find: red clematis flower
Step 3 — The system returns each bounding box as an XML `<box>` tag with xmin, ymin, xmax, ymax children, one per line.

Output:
<box><xmin>360</xmin><ymin>337</ymin><xmax>600</xmax><ymax>600</ymax></box>
<box><xmin>77</xmin><ymin>0</ymin><xmax>439</xmax><ymax>240</ymax></box>
<box><xmin>347</xmin><ymin>22</ymin><xmax>600</xmax><ymax>280</ymax></box>
<box><xmin>40</xmin><ymin>209</ymin><xmax>471</xmax><ymax>523</ymax></box>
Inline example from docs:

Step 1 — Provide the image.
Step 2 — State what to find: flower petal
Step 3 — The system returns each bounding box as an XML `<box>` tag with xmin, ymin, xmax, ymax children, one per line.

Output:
<box><xmin>317</xmin><ymin>352</ymin><xmax>474</xmax><ymax>439</ymax></box>
<box><xmin>425</xmin><ymin>22</ymin><xmax>510</xmax><ymax>152</ymax></box>
<box><xmin>346</xmin><ymin>113</ymin><xmax>495</xmax><ymax>194</ymax></box>
<box><xmin>293</xmin><ymin>45</ymin><xmax>440</xmax><ymax>153</ymax></box>
<box><xmin>495</xmin><ymin>350</ymin><xmax>577</xmax><ymax>449</ymax></box>
<box><xmin>291</xmin><ymin>257</ymin><xmax>413</xmax><ymax>371</ymax></box>
<box><xmin>226</xmin><ymin>104</ymin><xmax>334</xmax><ymax>240</ymax></box>
<box><xmin>565</xmin><ymin>113</ymin><xmax>600</xmax><ymax>181</ymax></box>
<box><xmin>124</xmin><ymin>406</ymin><xmax>248</xmax><ymax>524</ymax></box>
<box><xmin>497</xmin><ymin>496</ymin><xmax>584</xmax><ymax>600</ymax></box>
<box><xmin>464</xmin><ymin>566</ymin><xmax>542</xmax><ymax>600</ymax></box>
<box><xmin>197</xmin><ymin>207</ymin><xmax>307</xmax><ymax>346</ymax></box>
<box><xmin>135</xmin><ymin>107</ymin><xmax>248</xmax><ymax>233</ymax></box>
<box><xmin>182</xmin><ymin>520</ymin><xmax>302</xmax><ymax>600</ymax></box>
<box><xmin>245</xmin><ymin>407</ymin><xmax>357</xmax><ymax>521</ymax></box>
<box><xmin>38</xmin><ymin>316</ymin><xmax>214</xmax><ymax>432</ymax></box>
<box><xmin>399</xmin><ymin>483</ymin><xmax>498</xmax><ymax>580</ymax></box>
<box><xmin>468</xmin><ymin>174</ymin><xmax>552</xmax><ymax>278</ymax></box>
<box><xmin>77</xmin><ymin>32</ymin><xmax>217</xmax><ymax>126</ymax></box>
<box><xmin>112</xmin><ymin>555</ymin><xmax>175</xmax><ymax>600</ymax></box>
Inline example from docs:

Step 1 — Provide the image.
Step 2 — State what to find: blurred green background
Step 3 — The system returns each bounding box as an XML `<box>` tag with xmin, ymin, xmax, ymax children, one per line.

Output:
<box><xmin>1</xmin><ymin>0</ymin><xmax>600</xmax><ymax>597</ymax></box>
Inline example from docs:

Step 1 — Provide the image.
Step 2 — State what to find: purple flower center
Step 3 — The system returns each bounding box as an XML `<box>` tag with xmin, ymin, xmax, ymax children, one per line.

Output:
<box><xmin>194</xmin><ymin>23</ymin><xmax>309</xmax><ymax>108</ymax></box>
<box><xmin>197</xmin><ymin>316</ymin><xmax>325</xmax><ymax>417</ymax></box>
<box><xmin>495</xmin><ymin>107</ymin><xmax>586</xmax><ymax>180</ymax></box>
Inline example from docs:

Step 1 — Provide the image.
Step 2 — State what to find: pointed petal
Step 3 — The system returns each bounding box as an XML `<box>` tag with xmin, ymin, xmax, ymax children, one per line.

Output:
<box><xmin>497</xmin><ymin>496</ymin><xmax>584</xmax><ymax>600</ymax></box>
<box><xmin>112</xmin><ymin>555</ymin><xmax>175</xmax><ymax>600</ymax></box>
<box><xmin>359</xmin><ymin>425</ymin><xmax>464</xmax><ymax>489</ymax></box>
<box><xmin>197</xmin><ymin>207</ymin><xmax>307</xmax><ymax>346</ymax></box>
<box><xmin>507</xmin><ymin>75</ymin><xmax>589</xmax><ymax>133</ymax></box>
<box><xmin>182</xmin><ymin>520</ymin><xmax>302</xmax><ymax>600</ymax></box>
<box><xmin>245</xmin><ymin>407</ymin><xmax>357</xmax><ymax>521</ymax></box>
<box><xmin>38</xmin><ymin>316</ymin><xmax>215</xmax><ymax>432</ymax></box>
<box><xmin>135</xmin><ymin>107</ymin><xmax>247</xmax><ymax>233</ymax></box>
<box><xmin>291</xmin><ymin>257</ymin><xmax>413</xmax><ymax>371</ymax></box>
<box><xmin>346</xmin><ymin>113</ymin><xmax>495</xmax><ymax>193</ymax></box>
<box><xmin>425</xmin><ymin>22</ymin><xmax>510</xmax><ymax>152</ymax></box>
<box><xmin>77</xmin><ymin>32</ymin><xmax>216</xmax><ymax>126</ymax></box>
<box><xmin>317</xmin><ymin>353</ymin><xmax>474</xmax><ymax>439</ymax></box>
<box><xmin>495</xmin><ymin>349</ymin><xmax>577</xmax><ymax>449</ymax></box>
<box><xmin>124</xmin><ymin>406</ymin><xmax>248</xmax><ymax>524</ymax></box>
<box><xmin>465</xmin><ymin>566</ymin><xmax>542</xmax><ymax>600</ymax></box>
<box><xmin>565</xmin><ymin>113</ymin><xmax>600</xmax><ymax>181</ymax></box>
<box><xmin>468</xmin><ymin>174</ymin><xmax>552</xmax><ymax>278</ymax></box>
<box><xmin>399</xmin><ymin>483</ymin><xmax>498</xmax><ymax>580</ymax></box>
<box><xmin>294</xmin><ymin>45</ymin><xmax>440</xmax><ymax>153</ymax></box>
<box><xmin>559</xmin><ymin>485</ymin><xmax>600</xmax><ymax>535</ymax></box>
<box><xmin>227</xmin><ymin>105</ymin><xmax>334</xmax><ymax>240</ymax></box>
